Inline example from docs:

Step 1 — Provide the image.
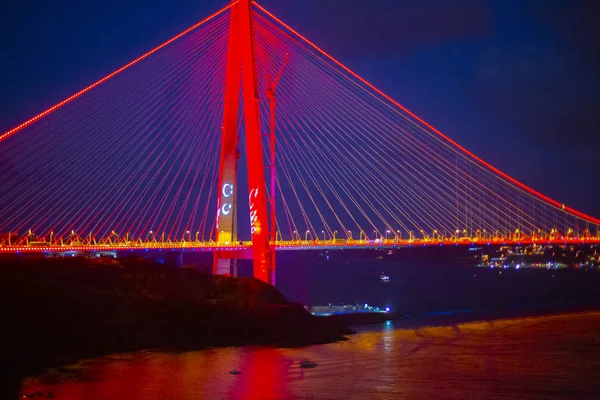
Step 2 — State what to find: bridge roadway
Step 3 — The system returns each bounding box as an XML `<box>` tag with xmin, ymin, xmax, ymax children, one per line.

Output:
<box><xmin>1</xmin><ymin>237</ymin><xmax>600</xmax><ymax>254</ymax></box>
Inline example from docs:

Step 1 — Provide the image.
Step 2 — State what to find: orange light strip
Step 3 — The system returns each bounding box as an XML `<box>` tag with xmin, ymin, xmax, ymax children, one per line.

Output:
<box><xmin>0</xmin><ymin>2</ymin><xmax>236</xmax><ymax>143</ymax></box>
<box><xmin>1</xmin><ymin>238</ymin><xmax>599</xmax><ymax>253</ymax></box>
<box><xmin>253</xmin><ymin>2</ymin><xmax>600</xmax><ymax>226</ymax></box>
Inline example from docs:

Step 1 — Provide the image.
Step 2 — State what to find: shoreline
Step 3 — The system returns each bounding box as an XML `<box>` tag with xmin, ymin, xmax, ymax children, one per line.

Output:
<box><xmin>20</xmin><ymin>308</ymin><xmax>600</xmax><ymax>400</ymax></box>
<box><xmin>9</xmin><ymin>303</ymin><xmax>600</xmax><ymax>400</ymax></box>
<box><xmin>0</xmin><ymin>256</ymin><xmax>352</xmax><ymax>399</ymax></box>
<box><xmin>4</xmin><ymin>255</ymin><xmax>600</xmax><ymax>399</ymax></box>
<box><xmin>352</xmin><ymin>301</ymin><xmax>600</xmax><ymax>332</ymax></box>
<box><xmin>19</xmin><ymin>305</ymin><xmax>600</xmax><ymax>376</ymax></box>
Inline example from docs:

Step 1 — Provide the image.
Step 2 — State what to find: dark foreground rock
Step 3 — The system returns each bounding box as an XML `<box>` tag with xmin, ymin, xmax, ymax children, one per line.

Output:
<box><xmin>0</xmin><ymin>255</ymin><xmax>353</xmax><ymax>399</ymax></box>
<box><xmin>317</xmin><ymin>310</ymin><xmax>404</xmax><ymax>327</ymax></box>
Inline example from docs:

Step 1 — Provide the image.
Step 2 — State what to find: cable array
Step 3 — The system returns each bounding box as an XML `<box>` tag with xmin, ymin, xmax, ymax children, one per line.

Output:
<box><xmin>252</xmin><ymin>3</ymin><xmax>599</xmax><ymax>241</ymax></box>
<box><xmin>0</xmin><ymin>8</ymin><xmax>231</xmax><ymax>241</ymax></box>
<box><xmin>0</xmin><ymin>2</ymin><xmax>597</xmax><ymax>246</ymax></box>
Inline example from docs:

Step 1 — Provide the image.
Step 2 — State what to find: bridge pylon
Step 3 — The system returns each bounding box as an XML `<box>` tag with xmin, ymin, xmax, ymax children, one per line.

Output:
<box><xmin>213</xmin><ymin>0</ymin><xmax>274</xmax><ymax>284</ymax></box>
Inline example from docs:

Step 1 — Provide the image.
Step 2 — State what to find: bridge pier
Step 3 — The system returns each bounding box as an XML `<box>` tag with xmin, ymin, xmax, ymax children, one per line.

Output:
<box><xmin>215</xmin><ymin>249</ymin><xmax>252</xmax><ymax>277</ymax></box>
<box><xmin>211</xmin><ymin>0</ymin><xmax>274</xmax><ymax>285</ymax></box>
<box><xmin>215</xmin><ymin>258</ymin><xmax>238</xmax><ymax>277</ymax></box>
<box><xmin>165</xmin><ymin>251</ymin><xmax>183</xmax><ymax>268</ymax></box>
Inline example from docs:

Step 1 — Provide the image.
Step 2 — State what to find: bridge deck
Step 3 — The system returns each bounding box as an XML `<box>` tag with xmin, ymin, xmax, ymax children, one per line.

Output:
<box><xmin>1</xmin><ymin>238</ymin><xmax>599</xmax><ymax>254</ymax></box>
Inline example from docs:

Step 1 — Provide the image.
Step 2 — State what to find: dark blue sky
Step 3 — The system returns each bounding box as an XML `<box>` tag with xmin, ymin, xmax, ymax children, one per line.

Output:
<box><xmin>1</xmin><ymin>0</ymin><xmax>599</xmax><ymax>216</ymax></box>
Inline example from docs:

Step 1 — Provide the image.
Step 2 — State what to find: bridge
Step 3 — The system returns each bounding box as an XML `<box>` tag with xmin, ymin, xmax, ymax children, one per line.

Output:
<box><xmin>1</xmin><ymin>0</ymin><xmax>599</xmax><ymax>285</ymax></box>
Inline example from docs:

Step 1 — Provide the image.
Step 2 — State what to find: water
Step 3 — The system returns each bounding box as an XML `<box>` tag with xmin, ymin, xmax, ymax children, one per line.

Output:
<box><xmin>21</xmin><ymin>311</ymin><xmax>600</xmax><ymax>399</ymax></box>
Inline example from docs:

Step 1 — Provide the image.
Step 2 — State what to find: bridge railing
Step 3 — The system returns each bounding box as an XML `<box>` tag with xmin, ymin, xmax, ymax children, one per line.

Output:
<box><xmin>2</xmin><ymin>234</ymin><xmax>599</xmax><ymax>252</ymax></box>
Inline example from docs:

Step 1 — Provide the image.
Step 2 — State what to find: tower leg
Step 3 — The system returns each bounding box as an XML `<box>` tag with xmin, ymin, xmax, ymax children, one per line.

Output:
<box><xmin>237</xmin><ymin>0</ymin><xmax>273</xmax><ymax>284</ymax></box>
<box><xmin>213</xmin><ymin>2</ymin><xmax>241</xmax><ymax>276</ymax></box>
<box><xmin>214</xmin><ymin>0</ymin><xmax>274</xmax><ymax>284</ymax></box>
<box><xmin>214</xmin><ymin>258</ymin><xmax>232</xmax><ymax>275</ymax></box>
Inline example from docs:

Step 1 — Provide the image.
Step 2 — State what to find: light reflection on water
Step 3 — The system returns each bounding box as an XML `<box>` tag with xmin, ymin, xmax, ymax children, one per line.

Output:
<box><xmin>22</xmin><ymin>312</ymin><xmax>600</xmax><ymax>399</ymax></box>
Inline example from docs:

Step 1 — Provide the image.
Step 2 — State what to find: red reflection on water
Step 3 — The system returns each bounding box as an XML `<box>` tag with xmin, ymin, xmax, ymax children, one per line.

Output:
<box><xmin>23</xmin><ymin>313</ymin><xmax>600</xmax><ymax>399</ymax></box>
<box><xmin>25</xmin><ymin>354</ymin><xmax>190</xmax><ymax>400</ymax></box>
<box><xmin>230</xmin><ymin>348</ymin><xmax>292</xmax><ymax>400</ymax></box>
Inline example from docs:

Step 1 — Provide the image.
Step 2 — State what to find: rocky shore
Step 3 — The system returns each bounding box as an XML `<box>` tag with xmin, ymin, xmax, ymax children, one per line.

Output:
<box><xmin>0</xmin><ymin>255</ymin><xmax>353</xmax><ymax>399</ymax></box>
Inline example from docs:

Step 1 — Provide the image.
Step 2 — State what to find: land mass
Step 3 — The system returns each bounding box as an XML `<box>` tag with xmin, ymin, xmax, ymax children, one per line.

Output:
<box><xmin>0</xmin><ymin>255</ymin><xmax>353</xmax><ymax>398</ymax></box>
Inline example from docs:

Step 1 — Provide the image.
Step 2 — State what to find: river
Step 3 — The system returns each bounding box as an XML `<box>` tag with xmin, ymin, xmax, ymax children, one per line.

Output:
<box><xmin>20</xmin><ymin>311</ymin><xmax>600</xmax><ymax>399</ymax></box>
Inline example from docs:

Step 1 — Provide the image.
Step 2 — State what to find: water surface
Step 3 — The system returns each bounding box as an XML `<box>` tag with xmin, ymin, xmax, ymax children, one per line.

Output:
<box><xmin>22</xmin><ymin>311</ymin><xmax>600</xmax><ymax>399</ymax></box>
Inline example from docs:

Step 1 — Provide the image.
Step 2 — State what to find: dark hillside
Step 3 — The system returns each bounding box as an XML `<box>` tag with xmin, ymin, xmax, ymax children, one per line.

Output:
<box><xmin>0</xmin><ymin>256</ymin><xmax>352</xmax><ymax>399</ymax></box>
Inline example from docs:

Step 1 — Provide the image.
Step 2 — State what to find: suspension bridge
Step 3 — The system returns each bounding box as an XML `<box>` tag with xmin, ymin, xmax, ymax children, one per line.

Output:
<box><xmin>1</xmin><ymin>0</ymin><xmax>599</xmax><ymax>284</ymax></box>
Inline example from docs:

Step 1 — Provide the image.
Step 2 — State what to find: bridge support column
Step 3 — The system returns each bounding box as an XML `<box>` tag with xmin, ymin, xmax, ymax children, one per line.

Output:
<box><xmin>214</xmin><ymin>258</ymin><xmax>238</xmax><ymax>277</ymax></box>
<box><xmin>213</xmin><ymin>1</ymin><xmax>240</xmax><ymax>278</ymax></box>
<box><xmin>214</xmin><ymin>258</ymin><xmax>230</xmax><ymax>275</ymax></box>
<box><xmin>213</xmin><ymin>0</ymin><xmax>273</xmax><ymax>285</ymax></box>
<box><xmin>166</xmin><ymin>251</ymin><xmax>184</xmax><ymax>268</ymax></box>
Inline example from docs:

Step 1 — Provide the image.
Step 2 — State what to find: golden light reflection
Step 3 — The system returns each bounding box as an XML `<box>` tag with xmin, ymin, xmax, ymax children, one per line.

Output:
<box><xmin>21</xmin><ymin>312</ymin><xmax>600</xmax><ymax>399</ymax></box>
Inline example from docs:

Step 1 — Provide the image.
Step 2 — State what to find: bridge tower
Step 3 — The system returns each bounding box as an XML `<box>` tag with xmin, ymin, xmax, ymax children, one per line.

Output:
<box><xmin>213</xmin><ymin>0</ymin><xmax>274</xmax><ymax>284</ymax></box>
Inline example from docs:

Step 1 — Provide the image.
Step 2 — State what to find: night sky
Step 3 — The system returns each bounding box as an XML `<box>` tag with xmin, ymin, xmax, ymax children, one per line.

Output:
<box><xmin>1</xmin><ymin>0</ymin><xmax>599</xmax><ymax>216</ymax></box>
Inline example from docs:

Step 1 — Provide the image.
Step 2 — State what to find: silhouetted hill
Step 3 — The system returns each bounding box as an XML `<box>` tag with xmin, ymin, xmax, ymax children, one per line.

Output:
<box><xmin>0</xmin><ymin>255</ymin><xmax>352</xmax><ymax>399</ymax></box>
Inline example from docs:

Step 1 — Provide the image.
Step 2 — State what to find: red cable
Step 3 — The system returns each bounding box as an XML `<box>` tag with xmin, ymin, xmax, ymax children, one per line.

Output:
<box><xmin>253</xmin><ymin>2</ymin><xmax>600</xmax><ymax>225</ymax></box>
<box><xmin>0</xmin><ymin>3</ymin><xmax>235</xmax><ymax>143</ymax></box>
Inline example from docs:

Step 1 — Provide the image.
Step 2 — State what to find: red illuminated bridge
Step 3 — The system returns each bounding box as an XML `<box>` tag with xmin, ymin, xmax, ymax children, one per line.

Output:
<box><xmin>1</xmin><ymin>0</ymin><xmax>599</xmax><ymax>285</ymax></box>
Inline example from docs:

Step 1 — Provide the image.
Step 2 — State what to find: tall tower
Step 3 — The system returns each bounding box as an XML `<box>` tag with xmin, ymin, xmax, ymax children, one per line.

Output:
<box><xmin>213</xmin><ymin>0</ymin><xmax>273</xmax><ymax>284</ymax></box>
